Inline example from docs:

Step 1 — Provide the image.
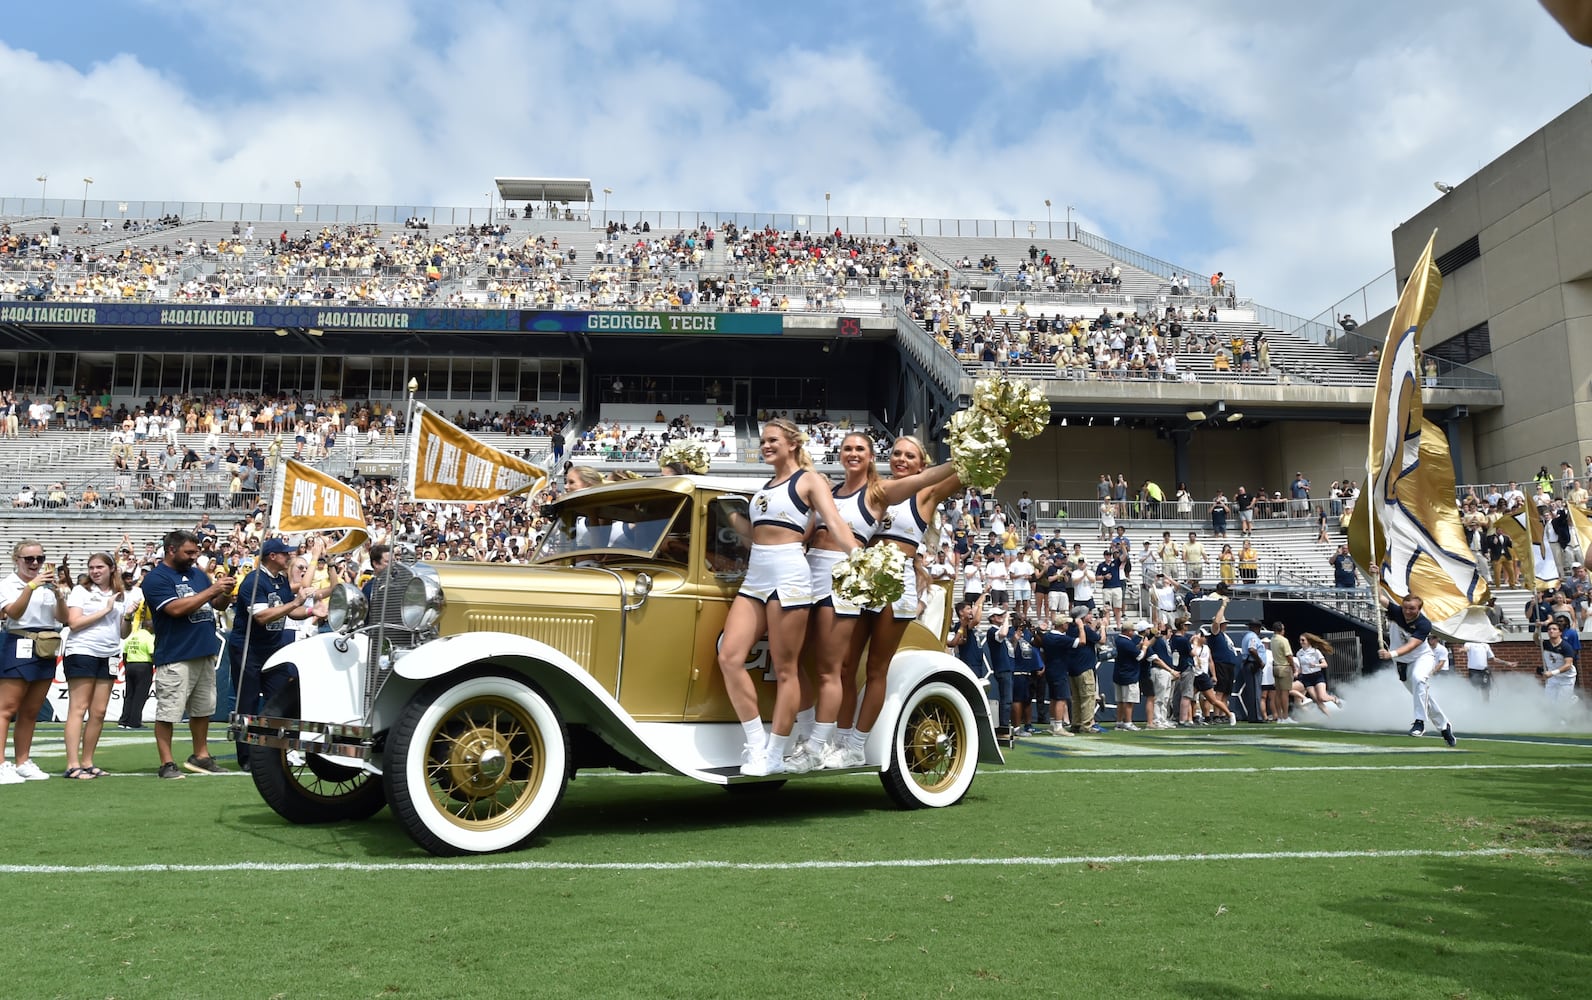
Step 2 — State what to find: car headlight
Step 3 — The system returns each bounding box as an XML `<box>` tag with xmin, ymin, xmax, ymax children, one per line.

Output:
<box><xmin>325</xmin><ymin>583</ymin><xmax>368</xmax><ymax>632</ymax></box>
<box><xmin>402</xmin><ymin>573</ymin><xmax>445</xmax><ymax>630</ymax></box>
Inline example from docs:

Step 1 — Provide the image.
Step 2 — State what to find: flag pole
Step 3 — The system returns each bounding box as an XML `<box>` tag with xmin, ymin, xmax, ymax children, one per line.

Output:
<box><xmin>403</xmin><ymin>378</ymin><xmax>419</xmax><ymax>502</ymax></box>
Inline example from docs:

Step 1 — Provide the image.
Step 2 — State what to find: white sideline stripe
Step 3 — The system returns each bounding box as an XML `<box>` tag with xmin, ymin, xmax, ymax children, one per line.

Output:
<box><xmin>0</xmin><ymin>846</ymin><xmax>1582</xmax><ymax>876</ymax></box>
<box><xmin>82</xmin><ymin>761</ymin><xmax>1592</xmax><ymax>781</ymax></box>
<box><xmin>991</xmin><ymin>762</ymin><xmax>1592</xmax><ymax>775</ymax></box>
<box><xmin>575</xmin><ymin>762</ymin><xmax>1592</xmax><ymax>779</ymax></box>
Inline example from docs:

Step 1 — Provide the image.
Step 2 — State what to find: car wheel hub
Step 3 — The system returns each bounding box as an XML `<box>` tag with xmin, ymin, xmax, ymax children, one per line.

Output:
<box><xmin>448</xmin><ymin>725</ymin><xmax>514</xmax><ymax>796</ymax></box>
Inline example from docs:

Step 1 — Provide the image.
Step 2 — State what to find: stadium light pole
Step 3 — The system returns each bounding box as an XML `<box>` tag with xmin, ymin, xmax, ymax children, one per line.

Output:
<box><xmin>294</xmin><ymin>179</ymin><xmax>303</xmax><ymax>222</ymax></box>
<box><xmin>36</xmin><ymin>175</ymin><xmax>47</xmax><ymax>204</ymax></box>
<box><xmin>602</xmin><ymin>187</ymin><xmax>612</xmax><ymax>228</ymax></box>
<box><xmin>1044</xmin><ymin>199</ymin><xmax>1051</xmax><ymax>239</ymax></box>
<box><xmin>1066</xmin><ymin>204</ymin><xmax>1075</xmax><ymax>239</ymax></box>
<box><xmin>825</xmin><ymin>192</ymin><xmax>831</xmax><ymax>235</ymax></box>
<box><xmin>81</xmin><ymin>177</ymin><xmax>93</xmax><ymax>218</ymax></box>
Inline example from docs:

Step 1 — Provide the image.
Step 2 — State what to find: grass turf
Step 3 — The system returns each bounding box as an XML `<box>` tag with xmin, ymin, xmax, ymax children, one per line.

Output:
<box><xmin>6</xmin><ymin>721</ymin><xmax>1590</xmax><ymax>999</ymax></box>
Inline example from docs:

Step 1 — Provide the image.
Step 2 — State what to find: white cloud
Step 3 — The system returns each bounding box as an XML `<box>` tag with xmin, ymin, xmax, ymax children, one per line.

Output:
<box><xmin>4</xmin><ymin>0</ymin><xmax>1589</xmax><ymax>317</ymax></box>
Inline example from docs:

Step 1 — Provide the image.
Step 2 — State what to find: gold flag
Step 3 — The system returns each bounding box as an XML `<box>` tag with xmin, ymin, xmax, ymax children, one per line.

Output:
<box><xmin>270</xmin><ymin>459</ymin><xmax>369</xmax><ymax>554</ymax></box>
<box><xmin>1344</xmin><ymin>231</ymin><xmax>1497</xmax><ymax>641</ymax></box>
<box><xmin>1493</xmin><ymin>509</ymin><xmax>1537</xmax><ymax>594</ymax></box>
<box><xmin>1568</xmin><ymin>501</ymin><xmax>1592</xmax><ymax>557</ymax></box>
<box><xmin>406</xmin><ymin>402</ymin><xmax>548</xmax><ymax>503</ymax></box>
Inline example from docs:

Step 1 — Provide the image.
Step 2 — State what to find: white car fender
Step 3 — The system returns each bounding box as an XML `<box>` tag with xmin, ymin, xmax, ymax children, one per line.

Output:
<box><xmin>867</xmin><ymin>648</ymin><xmax>1005</xmax><ymax>766</ymax></box>
<box><xmin>260</xmin><ymin>632</ymin><xmax>369</xmax><ymax>726</ymax></box>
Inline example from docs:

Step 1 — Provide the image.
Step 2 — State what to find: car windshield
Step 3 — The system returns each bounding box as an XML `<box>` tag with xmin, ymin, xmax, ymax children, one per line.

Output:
<box><xmin>533</xmin><ymin>492</ymin><xmax>689</xmax><ymax>564</ymax></box>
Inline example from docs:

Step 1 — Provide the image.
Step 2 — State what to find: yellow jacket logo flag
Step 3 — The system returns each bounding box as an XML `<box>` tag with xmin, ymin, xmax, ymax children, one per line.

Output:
<box><xmin>407</xmin><ymin>402</ymin><xmax>547</xmax><ymax>503</ymax></box>
<box><xmin>1345</xmin><ymin>231</ymin><xmax>1497</xmax><ymax>642</ymax></box>
<box><xmin>270</xmin><ymin>459</ymin><xmax>369</xmax><ymax>554</ymax></box>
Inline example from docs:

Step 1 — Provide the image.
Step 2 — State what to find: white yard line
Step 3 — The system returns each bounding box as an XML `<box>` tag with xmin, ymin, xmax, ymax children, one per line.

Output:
<box><xmin>0</xmin><ymin>846</ymin><xmax>1583</xmax><ymax>876</ymax></box>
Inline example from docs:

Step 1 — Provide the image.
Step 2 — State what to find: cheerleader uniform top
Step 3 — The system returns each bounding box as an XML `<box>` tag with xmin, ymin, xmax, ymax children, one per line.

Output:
<box><xmin>815</xmin><ymin>487</ymin><xmax>876</xmax><ymax>546</ymax></box>
<box><xmin>875</xmin><ymin>495</ymin><xmax>929</xmax><ymax>548</ymax></box>
<box><xmin>751</xmin><ymin>470</ymin><xmax>810</xmax><ymax>534</ymax></box>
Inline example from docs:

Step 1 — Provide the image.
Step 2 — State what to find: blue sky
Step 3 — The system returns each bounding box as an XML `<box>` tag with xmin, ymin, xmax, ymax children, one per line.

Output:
<box><xmin>4</xmin><ymin>0</ymin><xmax>1590</xmax><ymax>315</ymax></box>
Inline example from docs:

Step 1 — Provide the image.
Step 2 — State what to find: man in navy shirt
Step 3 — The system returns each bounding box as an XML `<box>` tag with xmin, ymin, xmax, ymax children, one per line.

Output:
<box><xmin>985</xmin><ymin>609</ymin><xmax>1017</xmax><ymax>735</ymax></box>
<box><xmin>1058</xmin><ymin>606</ymin><xmax>1103</xmax><ymax>733</ymax></box>
<box><xmin>1096</xmin><ymin>550</ymin><xmax>1125</xmax><ymax>632</ymax></box>
<box><xmin>1378</xmin><ymin>594</ymin><xmax>1456</xmax><ymax>746</ymax></box>
<box><xmin>1112</xmin><ymin>620</ymin><xmax>1154</xmax><ymax>731</ymax></box>
<box><xmin>144</xmin><ymin>529</ymin><xmax>235</xmax><ymax>778</ymax></box>
<box><xmin>1039</xmin><ymin>614</ymin><xmax>1073</xmax><ymax>734</ymax></box>
<box><xmin>228</xmin><ymin>537</ymin><xmax>312</xmax><ymax>769</ymax></box>
<box><xmin>1329</xmin><ymin>544</ymin><xmax>1358</xmax><ymax>588</ymax></box>
<box><xmin>1209</xmin><ymin>598</ymin><xmax>1244</xmax><ymax>717</ymax></box>
<box><xmin>1169</xmin><ymin>618</ymin><xmax>1196</xmax><ymax>725</ymax></box>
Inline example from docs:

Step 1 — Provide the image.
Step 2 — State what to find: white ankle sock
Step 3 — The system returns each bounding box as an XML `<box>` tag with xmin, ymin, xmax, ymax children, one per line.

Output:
<box><xmin>848</xmin><ymin>728</ymin><xmax>869</xmax><ymax>751</ymax></box>
<box><xmin>769</xmin><ymin>733</ymin><xmax>792</xmax><ymax>757</ymax></box>
<box><xmin>809</xmin><ymin>722</ymin><xmax>836</xmax><ymax>749</ymax></box>
<box><xmin>794</xmin><ymin>706</ymin><xmax>815</xmax><ymax>741</ymax></box>
<box><xmin>741</xmin><ymin>719</ymin><xmax>765</xmax><ymax>746</ymax></box>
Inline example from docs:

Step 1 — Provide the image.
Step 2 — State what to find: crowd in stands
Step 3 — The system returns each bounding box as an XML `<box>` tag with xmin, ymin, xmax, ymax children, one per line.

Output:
<box><xmin>0</xmin><ymin>387</ymin><xmax>573</xmax><ymax>507</ymax></box>
<box><xmin>910</xmin><ymin>300</ymin><xmax>1256</xmax><ymax>380</ymax></box>
<box><xmin>957</xmin><ymin>248</ymin><xmax>1123</xmax><ymax>294</ymax></box>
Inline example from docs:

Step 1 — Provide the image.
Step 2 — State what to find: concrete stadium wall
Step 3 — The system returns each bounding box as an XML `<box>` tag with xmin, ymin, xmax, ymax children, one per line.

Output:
<box><xmin>1394</xmin><ymin>93</ymin><xmax>1592</xmax><ymax>485</ymax></box>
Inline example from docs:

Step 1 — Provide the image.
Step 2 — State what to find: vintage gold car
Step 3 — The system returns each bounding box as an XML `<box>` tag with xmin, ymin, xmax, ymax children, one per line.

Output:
<box><xmin>234</xmin><ymin>475</ymin><xmax>1002</xmax><ymax>856</ymax></box>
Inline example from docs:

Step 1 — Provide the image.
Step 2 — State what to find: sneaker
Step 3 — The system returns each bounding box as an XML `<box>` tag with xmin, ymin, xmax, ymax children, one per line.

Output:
<box><xmin>1441</xmin><ymin>725</ymin><xmax>1457</xmax><ymax>748</ymax></box>
<box><xmin>740</xmin><ymin>748</ymin><xmax>784</xmax><ymax>777</ymax></box>
<box><xmin>1277</xmin><ymin>717</ymin><xmax>1298</xmax><ymax>725</ymax></box>
<box><xmin>0</xmin><ymin>761</ymin><xmax>23</xmax><ymax>785</ymax></box>
<box><xmin>13</xmin><ymin>760</ymin><xmax>50</xmax><ymax>781</ymax></box>
<box><xmin>1118</xmin><ymin>722</ymin><xmax>1140</xmax><ymax>732</ymax></box>
<box><xmin>157</xmin><ymin>762</ymin><xmax>186</xmax><ymax>780</ymax></box>
<box><xmin>1082</xmin><ymin>724</ymin><xmax>1106</xmax><ymax>734</ymax></box>
<box><xmin>821</xmin><ymin>743</ymin><xmax>866</xmax><ymax>768</ymax></box>
<box><xmin>1408</xmin><ymin>720</ymin><xmax>1425</xmax><ymax>738</ymax></box>
<box><xmin>739</xmin><ymin>742</ymin><xmax>761</xmax><ymax>769</ymax></box>
<box><xmin>1227</xmin><ymin>713</ymin><xmax>1237</xmax><ymax>726</ymax></box>
<box><xmin>783</xmin><ymin>742</ymin><xmax>818</xmax><ymax>774</ymax></box>
<box><xmin>184</xmin><ymin>754</ymin><xmax>226</xmax><ymax>775</ymax></box>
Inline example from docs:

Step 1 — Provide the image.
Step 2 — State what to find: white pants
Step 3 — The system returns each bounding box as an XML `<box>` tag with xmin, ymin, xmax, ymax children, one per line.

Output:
<box><xmin>1546</xmin><ymin>673</ymin><xmax>1579</xmax><ymax>704</ymax></box>
<box><xmin>1153</xmin><ymin>672</ymin><xmax>1176</xmax><ymax>725</ymax></box>
<box><xmin>1403</xmin><ymin>650</ymin><xmax>1450</xmax><ymax>730</ymax></box>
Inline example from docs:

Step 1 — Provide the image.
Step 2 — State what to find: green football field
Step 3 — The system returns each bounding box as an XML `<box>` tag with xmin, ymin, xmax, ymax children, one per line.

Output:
<box><xmin>6</xmin><ymin>720</ymin><xmax>1590</xmax><ymax>1000</ymax></box>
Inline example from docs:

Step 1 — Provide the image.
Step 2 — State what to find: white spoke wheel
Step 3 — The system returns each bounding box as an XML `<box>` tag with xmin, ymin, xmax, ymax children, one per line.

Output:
<box><xmin>384</xmin><ymin>671</ymin><xmax>568</xmax><ymax>856</ymax></box>
<box><xmin>250</xmin><ymin>686</ymin><xmax>386</xmax><ymax>824</ymax></box>
<box><xmin>880</xmin><ymin>680</ymin><xmax>978</xmax><ymax>810</ymax></box>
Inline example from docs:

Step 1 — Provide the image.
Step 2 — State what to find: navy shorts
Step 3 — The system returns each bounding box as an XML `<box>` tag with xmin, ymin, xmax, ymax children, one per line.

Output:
<box><xmin>1047</xmin><ymin>670</ymin><xmax>1071</xmax><ymax>702</ymax></box>
<box><xmin>63</xmin><ymin>653</ymin><xmax>113</xmax><ymax>680</ymax></box>
<box><xmin>0</xmin><ymin>633</ymin><xmax>56</xmax><ymax>683</ymax></box>
<box><xmin>1012</xmin><ymin>673</ymin><xmax>1031</xmax><ymax>703</ymax></box>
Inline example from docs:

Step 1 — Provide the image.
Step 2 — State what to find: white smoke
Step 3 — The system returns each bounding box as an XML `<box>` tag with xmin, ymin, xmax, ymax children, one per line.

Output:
<box><xmin>1302</xmin><ymin>669</ymin><xmax>1592</xmax><ymax>735</ymax></box>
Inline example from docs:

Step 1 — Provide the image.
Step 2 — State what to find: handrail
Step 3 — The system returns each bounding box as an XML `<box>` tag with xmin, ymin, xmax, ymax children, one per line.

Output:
<box><xmin>891</xmin><ymin>307</ymin><xmax>966</xmax><ymax>402</ymax></box>
<box><xmin>1071</xmin><ymin>228</ymin><xmax>1211</xmax><ymax>289</ymax></box>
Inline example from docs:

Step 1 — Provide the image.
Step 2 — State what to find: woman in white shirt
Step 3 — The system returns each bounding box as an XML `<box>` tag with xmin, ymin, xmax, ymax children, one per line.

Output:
<box><xmin>1294</xmin><ymin>632</ymin><xmax>1341</xmax><ymax>715</ymax></box>
<box><xmin>1190</xmin><ymin>632</ymin><xmax>1235</xmax><ymax>724</ymax></box>
<box><xmin>62</xmin><ymin>553</ymin><xmax>135</xmax><ymax>778</ymax></box>
<box><xmin>0</xmin><ymin>539</ymin><xmax>70</xmax><ymax>784</ymax></box>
